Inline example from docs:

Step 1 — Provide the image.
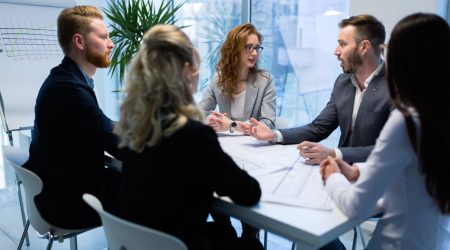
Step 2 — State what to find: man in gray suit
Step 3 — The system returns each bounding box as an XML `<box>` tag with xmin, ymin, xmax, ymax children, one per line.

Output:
<box><xmin>248</xmin><ymin>15</ymin><xmax>392</xmax><ymax>166</ymax></box>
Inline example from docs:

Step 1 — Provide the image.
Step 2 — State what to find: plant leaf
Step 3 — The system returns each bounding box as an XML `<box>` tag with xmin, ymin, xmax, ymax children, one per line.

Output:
<box><xmin>103</xmin><ymin>0</ymin><xmax>187</xmax><ymax>82</ymax></box>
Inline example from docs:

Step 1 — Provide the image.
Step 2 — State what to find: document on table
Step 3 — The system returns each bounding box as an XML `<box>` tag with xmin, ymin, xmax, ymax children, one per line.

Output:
<box><xmin>218</xmin><ymin>133</ymin><xmax>299</xmax><ymax>176</ymax></box>
<box><xmin>217</xmin><ymin>132</ymin><xmax>332</xmax><ymax>210</ymax></box>
<box><xmin>258</xmin><ymin>158</ymin><xmax>333</xmax><ymax>211</ymax></box>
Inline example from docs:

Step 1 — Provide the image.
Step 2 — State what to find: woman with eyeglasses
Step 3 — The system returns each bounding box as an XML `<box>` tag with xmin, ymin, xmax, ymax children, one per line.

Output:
<box><xmin>199</xmin><ymin>23</ymin><xmax>276</xmax><ymax>135</ymax></box>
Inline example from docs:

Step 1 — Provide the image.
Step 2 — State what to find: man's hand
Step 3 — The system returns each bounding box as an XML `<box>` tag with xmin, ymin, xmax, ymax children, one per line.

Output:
<box><xmin>297</xmin><ymin>141</ymin><xmax>335</xmax><ymax>165</ymax></box>
<box><xmin>248</xmin><ymin>118</ymin><xmax>275</xmax><ymax>141</ymax></box>
<box><xmin>237</xmin><ymin>121</ymin><xmax>252</xmax><ymax>135</ymax></box>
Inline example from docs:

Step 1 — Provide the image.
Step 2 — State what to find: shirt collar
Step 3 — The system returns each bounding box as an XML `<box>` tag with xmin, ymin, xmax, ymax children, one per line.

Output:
<box><xmin>351</xmin><ymin>60</ymin><xmax>384</xmax><ymax>89</ymax></box>
<box><xmin>77</xmin><ymin>65</ymin><xmax>95</xmax><ymax>89</ymax></box>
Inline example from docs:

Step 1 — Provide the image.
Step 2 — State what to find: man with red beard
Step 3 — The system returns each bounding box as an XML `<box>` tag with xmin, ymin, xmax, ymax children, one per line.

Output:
<box><xmin>248</xmin><ymin>15</ymin><xmax>392</xmax><ymax>166</ymax></box>
<box><xmin>23</xmin><ymin>5</ymin><xmax>121</xmax><ymax>229</ymax></box>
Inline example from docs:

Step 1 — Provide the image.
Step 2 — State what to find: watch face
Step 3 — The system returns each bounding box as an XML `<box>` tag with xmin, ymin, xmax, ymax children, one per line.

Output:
<box><xmin>231</xmin><ymin>121</ymin><xmax>237</xmax><ymax>127</ymax></box>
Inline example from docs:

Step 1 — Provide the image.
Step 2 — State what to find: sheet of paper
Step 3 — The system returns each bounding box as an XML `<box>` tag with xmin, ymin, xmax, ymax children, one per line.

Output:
<box><xmin>258</xmin><ymin>158</ymin><xmax>333</xmax><ymax>210</ymax></box>
<box><xmin>218</xmin><ymin>132</ymin><xmax>299</xmax><ymax>176</ymax></box>
<box><xmin>217</xmin><ymin>132</ymin><xmax>332</xmax><ymax>210</ymax></box>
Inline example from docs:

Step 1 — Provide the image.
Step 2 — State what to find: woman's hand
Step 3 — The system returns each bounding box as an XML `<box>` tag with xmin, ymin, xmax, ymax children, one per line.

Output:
<box><xmin>206</xmin><ymin>111</ymin><xmax>232</xmax><ymax>132</ymax></box>
<box><xmin>320</xmin><ymin>157</ymin><xmax>360</xmax><ymax>184</ymax></box>
<box><xmin>320</xmin><ymin>156</ymin><xmax>341</xmax><ymax>184</ymax></box>
<box><xmin>334</xmin><ymin>158</ymin><xmax>360</xmax><ymax>182</ymax></box>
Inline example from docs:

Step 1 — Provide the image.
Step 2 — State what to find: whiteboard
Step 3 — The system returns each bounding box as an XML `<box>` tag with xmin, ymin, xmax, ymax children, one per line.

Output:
<box><xmin>0</xmin><ymin>0</ymin><xmax>75</xmax><ymax>132</ymax></box>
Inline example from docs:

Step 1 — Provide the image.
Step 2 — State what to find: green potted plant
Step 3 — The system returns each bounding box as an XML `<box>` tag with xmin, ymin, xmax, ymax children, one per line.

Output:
<box><xmin>103</xmin><ymin>0</ymin><xmax>185</xmax><ymax>82</ymax></box>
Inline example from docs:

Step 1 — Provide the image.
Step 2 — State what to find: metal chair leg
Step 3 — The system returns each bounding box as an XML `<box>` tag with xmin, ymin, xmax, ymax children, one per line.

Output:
<box><xmin>16</xmin><ymin>178</ymin><xmax>30</xmax><ymax>246</ymax></box>
<box><xmin>69</xmin><ymin>236</ymin><xmax>78</xmax><ymax>250</ymax></box>
<box><xmin>263</xmin><ymin>230</ymin><xmax>268</xmax><ymax>250</ymax></box>
<box><xmin>9</xmin><ymin>133</ymin><xmax>30</xmax><ymax>247</ymax></box>
<box><xmin>17</xmin><ymin>219</ymin><xmax>30</xmax><ymax>250</ymax></box>
<box><xmin>46</xmin><ymin>236</ymin><xmax>54</xmax><ymax>250</ymax></box>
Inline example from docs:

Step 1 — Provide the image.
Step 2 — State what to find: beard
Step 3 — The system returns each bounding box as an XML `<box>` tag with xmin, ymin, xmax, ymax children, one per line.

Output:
<box><xmin>342</xmin><ymin>46</ymin><xmax>363</xmax><ymax>74</ymax></box>
<box><xmin>86</xmin><ymin>45</ymin><xmax>111</xmax><ymax>68</ymax></box>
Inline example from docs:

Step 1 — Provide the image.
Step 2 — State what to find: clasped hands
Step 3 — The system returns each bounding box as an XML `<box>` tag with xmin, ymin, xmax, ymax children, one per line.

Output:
<box><xmin>206</xmin><ymin>111</ymin><xmax>252</xmax><ymax>134</ymax></box>
<box><xmin>319</xmin><ymin>157</ymin><xmax>360</xmax><ymax>184</ymax></box>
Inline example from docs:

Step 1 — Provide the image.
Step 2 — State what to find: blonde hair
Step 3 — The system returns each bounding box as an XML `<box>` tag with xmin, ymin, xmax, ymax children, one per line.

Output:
<box><xmin>57</xmin><ymin>5</ymin><xmax>103</xmax><ymax>55</ymax></box>
<box><xmin>115</xmin><ymin>24</ymin><xmax>202</xmax><ymax>153</ymax></box>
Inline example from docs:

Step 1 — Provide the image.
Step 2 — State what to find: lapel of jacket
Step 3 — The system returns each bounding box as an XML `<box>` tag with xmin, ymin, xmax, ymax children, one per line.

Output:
<box><xmin>221</xmin><ymin>92</ymin><xmax>232</xmax><ymax>117</ymax></box>
<box><xmin>243</xmin><ymin>73</ymin><xmax>259</xmax><ymax>120</ymax></box>
<box><xmin>339</xmin><ymin>79</ymin><xmax>357</xmax><ymax>146</ymax></box>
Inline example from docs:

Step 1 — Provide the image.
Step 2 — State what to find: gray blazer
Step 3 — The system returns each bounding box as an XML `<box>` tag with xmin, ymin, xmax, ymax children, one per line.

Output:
<box><xmin>280</xmin><ymin>66</ymin><xmax>392</xmax><ymax>163</ymax></box>
<box><xmin>199</xmin><ymin>71</ymin><xmax>277</xmax><ymax>129</ymax></box>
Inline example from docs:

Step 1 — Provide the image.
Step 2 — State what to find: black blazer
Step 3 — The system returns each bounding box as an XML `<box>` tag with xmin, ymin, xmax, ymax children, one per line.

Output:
<box><xmin>280</xmin><ymin>66</ymin><xmax>392</xmax><ymax>163</ymax></box>
<box><xmin>23</xmin><ymin>56</ymin><xmax>121</xmax><ymax>229</ymax></box>
<box><xmin>117</xmin><ymin>119</ymin><xmax>261</xmax><ymax>250</ymax></box>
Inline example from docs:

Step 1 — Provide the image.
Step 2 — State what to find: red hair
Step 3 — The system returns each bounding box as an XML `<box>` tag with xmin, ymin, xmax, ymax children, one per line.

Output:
<box><xmin>216</xmin><ymin>23</ymin><xmax>262</xmax><ymax>99</ymax></box>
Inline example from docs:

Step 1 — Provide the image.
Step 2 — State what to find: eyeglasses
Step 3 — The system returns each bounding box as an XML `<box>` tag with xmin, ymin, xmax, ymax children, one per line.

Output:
<box><xmin>244</xmin><ymin>44</ymin><xmax>264</xmax><ymax>53</ymax></box>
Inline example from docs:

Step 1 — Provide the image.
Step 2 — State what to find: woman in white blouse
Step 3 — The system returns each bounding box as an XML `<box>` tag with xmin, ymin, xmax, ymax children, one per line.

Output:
<box><xmin>320</xmin><ymin>13</ymin><xmax>450</xmax><ymax>250</ymax></box>
<box><xmin>199</xmin><ymin>23</ymin><xmax>276</xmax><ymax>134</ymax></box>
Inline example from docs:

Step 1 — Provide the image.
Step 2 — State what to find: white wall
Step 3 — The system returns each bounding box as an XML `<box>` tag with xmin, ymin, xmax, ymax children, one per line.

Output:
<box><xmin>349</xmin><ymin>0</ymin><xmax>438</xmax><ymax>43</ymax></box>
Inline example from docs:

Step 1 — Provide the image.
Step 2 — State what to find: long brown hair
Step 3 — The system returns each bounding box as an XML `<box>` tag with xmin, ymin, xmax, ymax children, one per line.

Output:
<box><xmin>216</xmin><ymin>23</ymin><xmax>262</xmax><ymax>99</ymax></box>
<box><xmin>387</xmin><ymin>13</ymin><xmax>450</xmax><ymax>213</ymax></box>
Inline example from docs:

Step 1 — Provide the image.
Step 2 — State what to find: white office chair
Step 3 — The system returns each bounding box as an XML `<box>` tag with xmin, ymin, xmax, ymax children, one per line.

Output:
<box><xmin>83</xmin><ymin>193</ymin><xmax>188</xmax><ymax>250</ymax></box>
<box><xmin>3</xmin><ymin>146</ymin><xmax>89</xmax><ymax>250</ymax></box>
<box><xmin>2</xmin><ymin>145</ymin><xmax>30</xmax><ymax>246</ymax></box>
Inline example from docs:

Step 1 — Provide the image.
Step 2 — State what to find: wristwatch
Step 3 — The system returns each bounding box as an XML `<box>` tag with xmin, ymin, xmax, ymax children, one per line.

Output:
<box><xmin>229</xmin><ymin>121</ymin><xmax>237</xmax><ymax>133</ymax></box>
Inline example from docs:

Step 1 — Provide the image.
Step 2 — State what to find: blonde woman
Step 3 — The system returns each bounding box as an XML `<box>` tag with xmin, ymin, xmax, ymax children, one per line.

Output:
<box><xmin>199</xmin><ymin>23</ymin><xmax>276</xmax><ymax>134</ymax></box>
<box><xmin>115</xmin><ymin>24</ymin><xmax>263</xmax><ymax>250</ymax></box>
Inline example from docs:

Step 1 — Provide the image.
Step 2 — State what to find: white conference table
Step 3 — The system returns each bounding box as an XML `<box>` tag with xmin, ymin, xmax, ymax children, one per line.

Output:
<box><xmin>20</xmin><ymin>128</ymin><xmax>366</xmax><ymax>249</ymax></box>
<box><xmin>213</xmin><ymin>132</ymin><xmax>367</xmax><ymax>250</ymax></box>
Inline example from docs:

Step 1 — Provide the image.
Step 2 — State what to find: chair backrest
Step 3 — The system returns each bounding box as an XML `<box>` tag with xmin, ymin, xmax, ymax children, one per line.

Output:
<box><xmin>3</xmin><ymin>146</ymin><xmax>87</xmax><ymax>238</ymax></box>
<box><xmin>2</xmin><ymin>146</ymin><xmax>50</xmax><ymax>234</ymax></box>
<box><xmin>2</xmin><ymin>145</ymin><xmax>29</xmax><ymax>166</ymax></box>
<box><xmin>82</xmin><ymin>193</ymin><xmax>187</xmax><ymax>250</ymax></box>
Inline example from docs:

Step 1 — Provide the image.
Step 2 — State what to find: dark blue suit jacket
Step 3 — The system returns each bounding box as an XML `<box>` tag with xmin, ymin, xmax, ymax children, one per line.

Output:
<box><xmin>24</xmin><ymin>56</ymin><xmax>121</xmax><ymax>229</ymax></box>
<box><xmin>280</xmin><ymin>66</ymin><xmax>392</xmax><ymax>163</ymax></box>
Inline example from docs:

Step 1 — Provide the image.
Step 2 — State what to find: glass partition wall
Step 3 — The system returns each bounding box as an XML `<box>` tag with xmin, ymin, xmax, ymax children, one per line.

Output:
<box><xmin>101</xmin><ymin>0</ymin><xmax>349</xmax><ymax>147</ymax></box>
<box><xmin>174</xmin><ymin>0</ymin><xmax>348</xmax><ymax>147</ymax></box>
